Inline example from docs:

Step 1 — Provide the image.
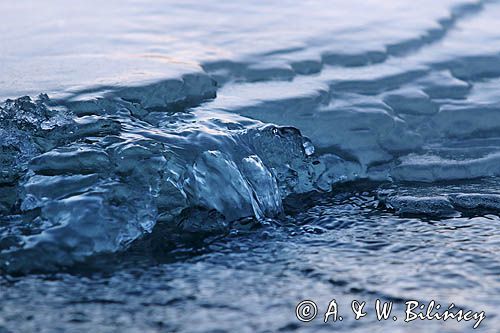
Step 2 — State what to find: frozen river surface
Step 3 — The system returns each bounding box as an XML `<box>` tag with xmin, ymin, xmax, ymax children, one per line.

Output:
<box><xmin>1</xmin><ymin>1</ymin><xmax>500</xmax><ymax>332</ymax></box>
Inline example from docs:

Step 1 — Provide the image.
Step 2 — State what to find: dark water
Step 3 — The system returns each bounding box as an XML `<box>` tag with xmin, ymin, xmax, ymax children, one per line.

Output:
<box><xmin>2</xmin><ymin>180</ymin><xmax>499</xmax><ymax>332</ymax></box>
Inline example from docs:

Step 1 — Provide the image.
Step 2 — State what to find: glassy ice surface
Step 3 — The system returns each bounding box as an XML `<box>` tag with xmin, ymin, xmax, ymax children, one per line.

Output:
<box><xmin>0</xmin><ymin>0</ymin><xmax>499</xmax><ymax>332</ymax></box>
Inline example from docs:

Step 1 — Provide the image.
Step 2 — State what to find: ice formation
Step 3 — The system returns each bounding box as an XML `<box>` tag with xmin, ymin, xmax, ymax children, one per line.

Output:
<box><xmin>1</xmin><ymin>0</ymin><xmax>500</xmax><ymax>273</ymax></box>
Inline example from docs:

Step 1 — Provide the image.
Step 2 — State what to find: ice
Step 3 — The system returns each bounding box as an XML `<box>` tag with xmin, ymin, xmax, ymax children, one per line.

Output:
<box><xmin>0</xmin><ymin>0</ymin><xmax>473</xmax><ymax>100</ymax></box>
<box><xmin>110</xmin><ymin>73</ymin><xmax>217</xmax><ymax>110</ymax></box>
<box><xmin>450</xmin><ymin>193</ymin><xmax>500</xmax><ymax>212</ymax></box>
<box><xmin>29</xmin><ymin>145</ymin><xmax>112</xmax><ymax>175</ymax></box>
<box><xmin>0</xmin><ymin>95</ymin><xmax>74</xmax><ymax>200</ymax></box>
<box><xmin>382</xmin><ymin>88</ymin><xmax>438</xmax><ymax>116</ymax></box>
<box><xmin>2</xmin><ymin>0</ymin><xmax>500</xmax><ymax>273</ymax></box>
<box><xmin>382</xmin><ymin>195</ymin><xmax>459</xmax><ymax>217</ymax></box>
<box><xmin>378</xmin><ymin>180</ymin><xmax>500</xmax><ymax>217</ymax></box>
<box><xmin>1</xmin><ymin>93</ymin><xmax>320</xmax><ymax>272</ymax></box>
<box><xmin>391</xmin><ymin>152</ymin><xmax>500</xmax><ymax>182</ymax></box>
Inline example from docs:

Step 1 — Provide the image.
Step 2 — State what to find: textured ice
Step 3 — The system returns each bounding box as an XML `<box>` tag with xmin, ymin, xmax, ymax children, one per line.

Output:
<box><xmin>377</xmin><ymin>179</ymin><xmax>500</xmax><ymax>217</ymax></box>
<box><xmin>0</xmin><ymin>95</ymin><xmax>73</xmax><ymax>185</ymax></box>
<box><xmin>0</xmin><ymin>94</ymin><xmax>320</xmax><ymax>272</ymax></box>
<box><xmin>382</xmin><ymin>195</ymin><xmax>458</xmax><ymax>217</ymax></box>
<box><xmin>450</xmin><ymin>193</ymin><xmax>500</xmax><ymax>211</ymax></box>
